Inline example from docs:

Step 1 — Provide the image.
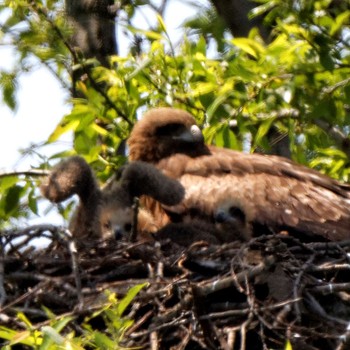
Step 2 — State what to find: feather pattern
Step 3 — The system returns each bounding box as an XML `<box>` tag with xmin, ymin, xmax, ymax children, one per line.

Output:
<box><xmin>128</xmin><ymin>108</ymin><xmax>350</xmax><ymax>241</ymax></box>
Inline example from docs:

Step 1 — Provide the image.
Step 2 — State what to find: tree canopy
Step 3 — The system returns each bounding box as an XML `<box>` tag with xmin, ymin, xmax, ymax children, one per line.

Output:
<box><xmin>0</xmin><ymin>0</ymin><xmax>349</xmax><ymax>236</ymax></box>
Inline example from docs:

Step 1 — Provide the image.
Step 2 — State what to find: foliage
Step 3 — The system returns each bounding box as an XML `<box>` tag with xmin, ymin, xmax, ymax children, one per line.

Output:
<box><xmin>0</xmin><ymin>284</ymin><xmax>147</xmax><ymax>349</ymax></box>
<box><xmin>0</xmin><ymin>1</ymin><xmax>349</xmax><ymax>223</ymax></box>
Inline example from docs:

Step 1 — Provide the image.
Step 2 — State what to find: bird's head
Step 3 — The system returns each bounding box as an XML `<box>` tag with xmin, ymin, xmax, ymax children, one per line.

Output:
<box><xmin>99</xmin><ymin>193</ymin><xmax>134</xmax><ymax>240</ymax></box>
<box><xmin>128</xmin><ymin>108</ymin><xmax>207</xmax><ymax>162</ymax></box>
<box><xmin>213</xmin><ymin>198</ymin><xmax>253</xmax><ymax>242</ymax></box>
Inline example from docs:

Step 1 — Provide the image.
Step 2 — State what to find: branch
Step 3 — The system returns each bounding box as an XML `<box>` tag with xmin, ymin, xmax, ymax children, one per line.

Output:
<box><xmin>83</xmin><ymin>67</ymin><xmax>133</xmax><ymax>126</ymax></box>
<box><xmin>314</xmin><ymin>118</ymin><xmax>350</xmax><ymax>159</ymax></box>
<box><xmin>0</xmin><ymin>169</ymin><xmax>49</xmax><ymax>179</ymax></box>
<box><xmin>28</xmin><ymin>1</ymin><xmax>78</xmax><ymax>61</ymax></box>
<box><xmin>322</xmin><ymin>77</ymin><xmax>350</xmax><ymax>96</ymax></box>
<box><xmin>199</xmin><ymin>255</ymin><xmax>276</xmax><ymax>296</ymax></box>
<box><xmin>0</xmin><ymin>239</ymin><xmax>6</xmax><ymax>306</ymax></box>
<box><xmin>29</xmin><ymin>1</ymin><xmax>133</xmax><ymax>126</ymax></box>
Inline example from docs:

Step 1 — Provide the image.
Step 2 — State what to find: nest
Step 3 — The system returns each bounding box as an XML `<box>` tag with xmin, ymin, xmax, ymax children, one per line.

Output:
<box><xmin>1</xmin><ymin>224</ymin><xmax>350</xmax><ymax>350</ymax></box>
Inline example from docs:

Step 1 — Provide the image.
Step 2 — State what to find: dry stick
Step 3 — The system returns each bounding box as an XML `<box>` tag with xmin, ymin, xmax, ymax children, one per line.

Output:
<box><xmin>150</xmin><ymin>331</ymin><xmax>159</xmax><ymax>350</ymax></box>
<box><xmin>199</xmin><ymin>255</ymin><xmax>276</xmax><ymax>296</ymax></box>
<box><xmin>191</xmin><ymin>284</ymin><xmax>220</xmax><ymax>350</ymax></box>
<box><xmin>272</xmin><ymin>304</ymin><xmax>293</xmax><ymax>328</ymax></box>
<box><xmin>177</xmin><ymin>324</ymin><xmax>192</xmax><ymax>350</ymax></box>
<box><xmin>289</xmin><ymin>263</ymin><xmax>350</xmax><ymax>273</ymax></box>
<box><xmin>4</xmin><ymin>224</ymin><xmax>62</xmax><ymax>238</ymax></box>
<box><xmin>304</xmin><ymin>291</ymin><xmax>348</xmax><ymax>327</ymax></box>
<box><xmin>240</xmin><ymin>273</ymin><xmax>256</xmax><ymax>350</ymax></box>
<box><xmin>0</xmin><ymin>238</ymin><xmax>6</xmax><ymax>306</ymax></box>
<box><xmin>125</xmin><ymin>310</ymin><xmax>154</xmax><ymax>336</ymax></box>
<box><xmin>5</xmin><ymin>272</ymin><xmax>63</xmax><ymax>283</ymax></box>
<box><xmin>304</xmin><ymin>239</ymin><xmax>350</xmax><ymax>250</ymax></box>
<box><xmin>64</xmin><ymin>229</ymin><xmax>83</xmax><ymax>306</ymax></box>
<box><xmin>152</xmin><ymin>255</ymin><xmax>276</xmax><ymax>327</ymax></box>
<box><xmin>293</xmin><ymin>254</ymin><xmax>315</xmax><ymax>322</ymax></box>
<box><xmin>200</xmin><ymin>299</ymin><xmax>301</xmax><ymax>321</ymax></box>
<box><xmin>3</xmin><ymin>224</ymin><xmax>65</xmax><ymax>257</ymax></box>
<box><xmin>226</xmin><ymin>328</ymin><xmax>236</xmax><ymax>350</ymax></box>
<box><xmin>0</xmin><ymin>282</ymin><xmax>46</xmax><ymax>313</ymax></box>
<box><xmin>336</xmin><ymin>323</ymin><xmax>350</xmax><ymax>350</ymax></box>
<box><xmin>133</xmin><ymin>312</ymin><xmax>191</xmax><ymax>338</ymax></box>
<box><xmin>311</xmin><ymin>282</ymin><xmax>350</xmax><ymax>295</ymax></box>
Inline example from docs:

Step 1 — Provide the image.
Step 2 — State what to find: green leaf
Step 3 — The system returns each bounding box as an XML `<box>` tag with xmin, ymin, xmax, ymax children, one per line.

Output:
<box><xmin>3</xmin><ymin>330</ymin><xmax>35</xmax><ymax>346</ymax></box>
<box><xmin>317</xmin><ymin>148</ymin><xmax>347</xmax><ymax>159</ymax></box>
<box><xmin>0</xmin><ymin>71</ymin><xmax>17</xmax><ymax>110</ymax></box>
<box><xmin>206</xmin><ymin>92</ymin><xmax>233</xmax><ymax>122</ymax></box>
<box><xmin>41</xmin><ymin>326</ymin><xmax>65</xmax><ymax>347</ymax></box>
<box><xmin>231</xmin><ymin>38</ymin><xmax>265</xmax><ymax>58</ymax></box>
<box><xmin>117</xmin><ymin>283</ymin><xmax>148</xmax><ymax>316</ymax></box>
<box><xmin>4</xmin><ymin>185</ymin><xmax>23</xmax><ymax>215</ymax></box>
<box><xmin>254</xmin><ymin>117</ymin><xmax>276</xmax><ymax>146</ymax></box>
<box><xmin>330</xmin><ymin>11</ymin><xmax>350</xmax><ymax>36</ymax></box>
<box><xmin>319</xmin><ymin>51</ymin><xmax>335</xmax><ymax>71</ymax></box>
<box><xmin>215</xmin><ymin>125</ymin><xmax>238</xmax><ymax>149</ymax></box>
<box><xmin>126</xmin><ymin>26</ymin><xmax>163</xmax><ymax>40</ymax></box>
<box><xmin>94</xmin><ymin>331</ymin><xmax>116</xmax><ymax>348</ymax></box>
<box><xmin>28</xmin><ymin>188</ymin><xmax>38</xmax><ymax>215</ymax></box>
<box><xmin>190</xmin><ymin>82</ymin><xmax>217</xmax><ymax>97</ymax></box>
<box><xmin>157</xmin><ymin>14</ymin><xmax>167</xmax><ymax>33</ymax></box>
<box><xmin>0</xmin><ymin>176</ymin><xmax>19</xmax><ymax>191</ymax></box>
<box><xmin>285</xmin><ymin>339</ymin><xmax>293</xmax><ymax>350</ymax></box>
<box><xmin>344</xmin><ymin>85</ymin><xmax>350</xmax><ymax>102</ymax></box>
<box><xmin>48</xmin><ymin>120</ymin><xmax>79</xmax><ymax>143</ymax></box>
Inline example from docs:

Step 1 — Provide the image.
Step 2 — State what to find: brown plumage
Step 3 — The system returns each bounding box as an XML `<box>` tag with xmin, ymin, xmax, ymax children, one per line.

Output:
<box><xmin>128</xmin><ymin>107</ymin><xmax>350</xmax><ymax>241</ymax></box>
<box><xmin>40</xmin><ymin>156</ymin><xmax>185</xmax><ymax>240</ymax></box>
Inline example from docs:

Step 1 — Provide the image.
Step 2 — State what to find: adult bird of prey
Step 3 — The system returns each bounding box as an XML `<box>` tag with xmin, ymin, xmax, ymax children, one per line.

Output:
<box><xmin>127</xmin><ymin>107</ymin><xmax>350</xmax><ymax>241</ymax></box>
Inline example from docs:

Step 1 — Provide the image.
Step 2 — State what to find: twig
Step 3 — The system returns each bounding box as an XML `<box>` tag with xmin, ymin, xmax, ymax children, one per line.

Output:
<box><xmin>200</xmin><ymin>298</ymin><xmax>300</xmax><ymax>320</ymax></box>
<box><xmin>192</xmin><ymin>284</ymin><xmax>220</xmax><ymax>350</ymax></box>
<box><xmin>304</xmin><ymin>291</ymin><xmax>348</xmax><ymax>326</ymax></box>
<box><xmin>64</xmin><ymin>229</ymin><xmax>83</xmax><ymax>306</ymax></box>
<box><xmin>314</xmin><ymin>118</ymin><xmax>350</xmax><ymax>159</ymax></box>
<box><xmin>199</xmin><ymin>255</ymin><xmax>276</xmax><ymax>296</ymax></box>
<box><xmin>0</xmin><ymin>238</ymin><xmax>6</xmax><ymax>306</ymax></box>
<box><xmin>129</xmin><ymin>197</ymin><xmax>140</xmax><ymax>242</ymax></box>
<box><xmin>336</xmin><ymin>323</ymin><xmax>350</xmax><ymax>350</ymax></box>
<box><xmin>293</xmin><ymin>254</ymin><xmax>315</xmax><ymax>321</ymax></box>
<box><xmin>0</xmin><ymin>169</ymin><xmax>49</xmax><ymax>179</ymax></box>
<box><xmin>322</xmin><ymin>77</ymin><xmax>350</xmax><ymax>96</ymax></box>
<box><xmin>311</xmin><ymin>282</ymin><xmax>350</xmax><ymax>295</ymax></box>
<box><xmin>150</xmin><ymin>331</ymin><xmax>158</xmax><ymax>350</ymax></box>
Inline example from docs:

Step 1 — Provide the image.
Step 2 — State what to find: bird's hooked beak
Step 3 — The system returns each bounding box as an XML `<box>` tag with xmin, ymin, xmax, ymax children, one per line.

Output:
<box><xmin>173</xmin><ymin>124</ymin><xmax>204</xmax><ymax>143</ymax></box>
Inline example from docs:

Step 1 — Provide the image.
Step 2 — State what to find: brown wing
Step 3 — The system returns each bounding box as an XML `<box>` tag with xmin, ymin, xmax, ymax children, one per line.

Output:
<box><xmin>156</xmin><ymin>152</ymin><xmax>350</xmax><ymax>241</ymax></box>
<box><xmin>162</xmin><ymin>172</ymin><xmax>350</xmax><ymax>241</ymax></box>
<box><xmin>128</xmin><ymin>107</ymin><xmax>350</xmax><ymax>241</ymax></box>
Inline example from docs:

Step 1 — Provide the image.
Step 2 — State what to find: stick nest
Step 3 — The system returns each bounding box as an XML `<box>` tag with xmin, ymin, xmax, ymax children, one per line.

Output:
<box><xmin>1</xmin><ymin>224</ymin><xmax>350</xmax><ymax>350</ymax></box>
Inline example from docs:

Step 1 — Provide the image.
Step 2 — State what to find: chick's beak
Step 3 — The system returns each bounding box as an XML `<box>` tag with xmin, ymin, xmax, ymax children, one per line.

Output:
<box><xmin>114</xmin><ymin>226</ymin><xmax>125</xmax><ymax>240</ymax></box>
<box><xmin>214</xmin><ymin>210</ymin><xmax>231</xmax><ymax>224</ymax></box>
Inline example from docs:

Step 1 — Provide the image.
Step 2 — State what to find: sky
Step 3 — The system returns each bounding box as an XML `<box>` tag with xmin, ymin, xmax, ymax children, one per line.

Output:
<box><xmin>0</xmin><ymin>53</ymin><xmax>71</xmax><ymax>170</ymax></box>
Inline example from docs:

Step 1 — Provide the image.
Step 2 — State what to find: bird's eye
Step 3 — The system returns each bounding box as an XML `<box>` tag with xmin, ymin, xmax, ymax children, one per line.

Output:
<box><xmin>156</xmin><ymin>123</ymin><xmax>184</xmax><ymax>136</ymax></box>
<box><xmin>124</xmin><ymin>223</ymin><xmax>132</xmax><ymax>232</ymax></box>
<box><xmin>228</xmin><ymin>207</ymin><xmax>246</xmax><ymax>222</ymax></box>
